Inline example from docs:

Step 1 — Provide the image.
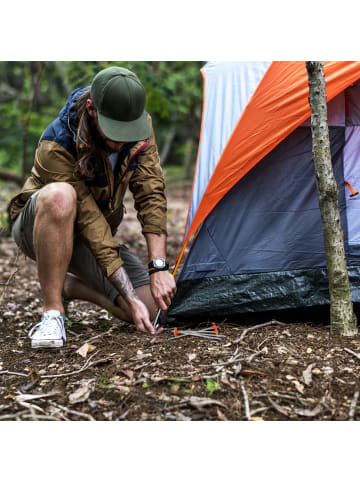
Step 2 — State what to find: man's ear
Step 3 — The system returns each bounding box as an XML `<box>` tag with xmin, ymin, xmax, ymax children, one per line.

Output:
<box><xmin>86</xmin><ymin>99</ymin><xmax>97</xmax><ymax>119</ymax></box>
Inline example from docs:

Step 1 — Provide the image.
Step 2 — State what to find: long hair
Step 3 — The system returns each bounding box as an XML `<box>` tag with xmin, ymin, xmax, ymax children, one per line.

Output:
<box><xmin>74</xmin><ymin>89</ymin><xmax>109</xmax><ymax>179</ymax></box>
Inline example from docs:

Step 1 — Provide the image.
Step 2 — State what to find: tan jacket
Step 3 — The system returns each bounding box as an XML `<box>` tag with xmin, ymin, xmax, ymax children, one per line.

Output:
<box><xmin>9</xmin><ymin>114</ymin><xmax>167</xmax><ymax>277</ymax></box>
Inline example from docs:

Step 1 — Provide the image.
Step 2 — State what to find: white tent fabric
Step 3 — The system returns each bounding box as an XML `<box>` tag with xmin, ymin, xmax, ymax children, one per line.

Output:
<box><xmin>185</xmin><ymin>61</ymin><xmax>271</xmax><ymax>238</ymax></box>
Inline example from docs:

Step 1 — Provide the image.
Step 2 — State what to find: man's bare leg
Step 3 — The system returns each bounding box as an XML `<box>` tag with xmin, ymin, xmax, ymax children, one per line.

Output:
<box><xmin>63</xmin><ymin>273</ymin><xmax>158</xmax><ymax>322</ymax></box>
<box><xmin>33</xmin><ymin>183</ymin><xmax>76</xmax><ymax>315</ymax></box>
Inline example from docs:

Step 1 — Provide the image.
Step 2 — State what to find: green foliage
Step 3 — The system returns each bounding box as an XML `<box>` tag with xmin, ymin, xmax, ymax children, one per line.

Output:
<box><xmin>0</xmin><ymin>61</ymin><xmax>204</xmax><ymax>177</ymax></box>
<box><xmin>0</xmin><ymin>211</ymin><xmax>9</xmax><ymax>232</ymax></box>
<box><xmin>206</xmin><ymin>377</ymin><xmax>221</xmax><ymax>396</ymax></box>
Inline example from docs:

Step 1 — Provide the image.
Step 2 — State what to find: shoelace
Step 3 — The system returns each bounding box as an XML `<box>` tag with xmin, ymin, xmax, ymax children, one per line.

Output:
<box><xmin>28</xmin><ymin>313</ymin><xmax>66</xmax><ymax>340</ymax></box>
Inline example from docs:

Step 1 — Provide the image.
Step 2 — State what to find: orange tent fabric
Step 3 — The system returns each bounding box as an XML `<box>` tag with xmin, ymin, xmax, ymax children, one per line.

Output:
<box><xmin>174</xmin><ymin>61</ymin><xmax>360</xmax><ymax>275</ymax></box>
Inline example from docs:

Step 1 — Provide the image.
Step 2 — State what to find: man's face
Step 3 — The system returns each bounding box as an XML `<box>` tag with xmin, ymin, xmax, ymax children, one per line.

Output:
<box><xmin>86</xmin><ymin>99</ymin><xmax>125</xmax><ymax>153</ymax></box>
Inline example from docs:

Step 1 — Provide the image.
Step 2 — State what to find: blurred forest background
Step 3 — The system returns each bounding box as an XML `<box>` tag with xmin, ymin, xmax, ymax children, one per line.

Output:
<box><xmin>0</xmin><ymin>61</ymin><xmax>204</xmax><ymax>184</ymax></box>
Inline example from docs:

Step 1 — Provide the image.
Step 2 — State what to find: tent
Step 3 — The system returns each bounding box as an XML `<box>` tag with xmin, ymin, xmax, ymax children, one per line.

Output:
<box><xmin>168</xmin><ymin>61</ymin><xmax>360</xmax><ymax>321</ymax></box>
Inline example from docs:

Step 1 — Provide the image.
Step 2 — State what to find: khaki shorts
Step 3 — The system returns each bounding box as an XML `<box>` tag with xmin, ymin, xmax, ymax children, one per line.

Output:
<box><xmin>11</xmin><ymin>192</ymin><xmax>149</xmax><ymax>305</ymax></box>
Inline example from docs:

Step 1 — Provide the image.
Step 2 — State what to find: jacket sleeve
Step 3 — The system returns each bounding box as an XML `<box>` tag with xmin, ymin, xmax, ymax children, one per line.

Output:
<box><xmin>34</xmin><ymin>141</ymin><xmax>123</xmax><ymax>277</ymax></box>
<box><xmin>129</xmin><ymin>116</ymin><xmax>168</xmax><ymax>236</ymax></box>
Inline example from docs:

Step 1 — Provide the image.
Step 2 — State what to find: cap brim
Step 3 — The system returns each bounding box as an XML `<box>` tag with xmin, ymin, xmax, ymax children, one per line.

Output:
<box><xmin>97</xmin><ymin>110</ymin><xmax>151</xmax><ymax>142</ymax></box>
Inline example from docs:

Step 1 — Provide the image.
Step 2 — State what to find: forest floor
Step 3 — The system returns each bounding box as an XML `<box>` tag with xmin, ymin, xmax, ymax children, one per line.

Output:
<box><xmin>0</xmin><ymin>180</ymin><xmax>360</xmax><ymax>421</ymax></box>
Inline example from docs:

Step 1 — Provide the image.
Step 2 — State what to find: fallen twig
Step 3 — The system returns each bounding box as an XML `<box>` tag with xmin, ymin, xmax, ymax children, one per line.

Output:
<box><xmin>0</xmin><ymin>249</ymin><xmax>20</xmax><ymax>304</ymax></box>
<box><xmin>234</xmin><ymin>320</ymin><xmax>286</xmax><ymax>343</ymax></box>
<box><xmin>47</xmin><ymin>401</ymin><xmax>96</xmax><ymax>421</ymax></box>
<box><xmin>250</xmin><ymin>406</ymin><xmax>270</xmax><ymax>417</ymax></box>
<box><xmin>344</xmin><ymin>347</ymin><xmax>360</xmax><ymax>361</ymax></box>
<box><xmin>1</xmin><ymin>354</ymin><xmax>112</xmax><ymax>380</ymax></box>
<box><xmin>241</xmin><ymin>381</ymin><xmax>251</xmax><ymax>421</ymax></box>
<box><xmin>348</xmin><ymin>391</ymin><xmax>359</xmax><ymax>421</ymax></box>
<box><xmin>22</xmin><ymin>413</ymin><xmax>62</xmax><ymax>421</ymax></box>
<box><xmin>0</xmin><ymin>370</ymin><xmax>29</xmax><ymax>378</ymax></box>
<box><xmin>256</xmin><ymin>336</ymin><xmax>275</xmax><ymax>351</ymax></box>
<box><xmin>246</xmin><ymin>347</ymin><xmax>267</xmax><ymax>363</ymax></box>
<box><xmin>267</xmin><ymin>397</ymin><xmax>290</xmax><ymax>417</ymax></box>
<box><xmin>0</xmin><ymin>410</ymin><xmax>29</xmax><ymax>420</ymax></box>
<box><xmin>39</xmin><ymin>353</ymin><xmax>110</xmax><ymax>379</ymax></box>
<box><xmin>83</xmin><ymin>325</ymin><xmax>118</xmax><ymax>344</ymax></box>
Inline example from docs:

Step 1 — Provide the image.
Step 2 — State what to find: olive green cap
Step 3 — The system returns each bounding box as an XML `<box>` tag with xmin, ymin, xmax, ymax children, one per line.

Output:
<box><xmin>90</xmin><ymin>66</ymin><xmax>150</xmax><ymax>142</ymax></box>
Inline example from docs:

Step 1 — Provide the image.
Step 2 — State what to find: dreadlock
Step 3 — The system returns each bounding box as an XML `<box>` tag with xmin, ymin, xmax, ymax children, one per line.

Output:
<box><xmin>74</xmin><ymin>89</ymin><xmax>109</xmax><ymax>179</ymax></box>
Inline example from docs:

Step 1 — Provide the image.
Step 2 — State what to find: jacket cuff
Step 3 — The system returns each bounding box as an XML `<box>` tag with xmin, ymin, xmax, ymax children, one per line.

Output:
<box><xmin>104</xmin><ymin>257</ymin><xmax>124</xmax><ymax>278</ymax></box>
<box><xmin>142</xmin><ymin>224</ymin><xmax>168</xmax><ymax>236</ymax></box>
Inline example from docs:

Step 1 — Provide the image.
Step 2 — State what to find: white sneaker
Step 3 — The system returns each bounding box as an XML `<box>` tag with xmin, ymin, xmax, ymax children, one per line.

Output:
<box><xmin>28</xmin><ymin>310</ymin><xmax>67</xmax><ymax>349</ymax></box>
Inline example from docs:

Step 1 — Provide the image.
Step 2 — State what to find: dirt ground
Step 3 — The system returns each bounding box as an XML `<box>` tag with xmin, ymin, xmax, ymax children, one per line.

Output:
<box><xmin>1</xmin><ymin>180</ymin><xmax>360</xmax><ymax>421</ymax></box>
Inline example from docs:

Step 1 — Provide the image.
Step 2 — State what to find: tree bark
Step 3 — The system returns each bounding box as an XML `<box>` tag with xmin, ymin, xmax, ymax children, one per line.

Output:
<box><xmin>160</xmin><ymin>128</ymin><xmax>176</xmax><ymax>166</ymax></box>
<box><xmin>0</xmin><ymin>169</ymin><xmax>23</xmax><ymax>185</ymax></box>
<box><xmin>183</xmin><ymin>136</ymin><xmax>195</xmax><ymax>180</ymax></box>
<box><xmin>306</xmin><ymin>61</ymin><xmax>358</xmax><ymax>336</ymax></box>
<box><xmin>22</xmin><ymin>61</ymin><xmax>44</xmax><ymax>179</ymax></box>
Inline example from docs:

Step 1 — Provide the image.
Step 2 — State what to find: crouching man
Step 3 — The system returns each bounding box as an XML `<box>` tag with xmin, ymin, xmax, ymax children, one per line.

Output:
<box><xmin>8</xmin><ymin>66</ymin><xmax>176</xmax><ymax>348</ymax></box>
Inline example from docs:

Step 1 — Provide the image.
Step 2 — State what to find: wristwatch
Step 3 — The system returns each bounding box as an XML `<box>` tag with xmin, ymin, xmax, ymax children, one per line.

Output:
<box><xmin>148</xmin><ymin>257</ymin><xmax>169</xmax><ymax>274</ymax></box>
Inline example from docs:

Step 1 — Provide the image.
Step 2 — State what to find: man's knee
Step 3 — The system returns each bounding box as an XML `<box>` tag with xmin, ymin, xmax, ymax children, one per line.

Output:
<box><xmin>36</xmin><ymin>183</ymin><xmax>77</xmax><ymax>221</ymax></box>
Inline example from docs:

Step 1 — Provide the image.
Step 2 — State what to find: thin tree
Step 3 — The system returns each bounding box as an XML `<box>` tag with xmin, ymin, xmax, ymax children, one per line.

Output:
<box><xmin>306</xmin><ymin>61</ymin><xmax>358</xmax><ymax>336</ymax></box>
<box><xmin>22</xmin><ymin>61</ymin><xmax>44</xmax><ymax>180</ymax></box>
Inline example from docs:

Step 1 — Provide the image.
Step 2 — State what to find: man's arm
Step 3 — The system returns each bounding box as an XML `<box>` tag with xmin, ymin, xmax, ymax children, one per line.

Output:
<box><xmin>109</xmin><ymin>266</ymin><xmax>155</xmax><ymax>333</ymax></box>
<box><xmin>145</xmin><ymin>233</ymin><xmax>177</xmax><ymax>312</ymax></box>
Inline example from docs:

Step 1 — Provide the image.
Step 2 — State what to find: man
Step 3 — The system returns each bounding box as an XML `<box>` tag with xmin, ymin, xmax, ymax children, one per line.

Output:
<box><xmin>8</xmin><ymin>66</ymin><xmax>177</xmax><ymax>348</ymax></box>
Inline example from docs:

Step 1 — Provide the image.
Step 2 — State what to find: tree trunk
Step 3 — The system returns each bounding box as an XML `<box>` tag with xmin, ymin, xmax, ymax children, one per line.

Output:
<box><xmin>0</xmin><ymin>169</ymin><xmax>23</xmax><ymax>185</ymax></box>
<box><xmin>22</xmin><ymin>61</ymin><xmax>44</xmax><ymax>179</ymax></box>
<box><xmin>160</xmin><ymin>128</ymin><xmax>176</xmax><ymax>166</ymax></box>
<box><xmin>183</xmin><ymin>136</ymin><xmax>195</xmax><ymax>180</ymax></box>
<box><xmin>306</xmin><ymin>61</ymin><xmax>358</xmax><ymax>336</ymax></box>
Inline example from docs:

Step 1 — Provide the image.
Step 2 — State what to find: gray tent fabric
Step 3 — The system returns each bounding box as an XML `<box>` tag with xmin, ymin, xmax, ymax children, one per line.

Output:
<box><xmin>168</xmin><ymin>125</ymin><xmax>360</xmax><ymax>320</ymax></box>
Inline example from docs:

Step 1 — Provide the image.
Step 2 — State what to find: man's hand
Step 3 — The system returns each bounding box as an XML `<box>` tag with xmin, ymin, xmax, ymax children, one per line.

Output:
<box><xmin>109</xmin><ymin>266</ymin><xmax>155</xmax><ymax>334</ymax></box>
<box><xmin>127</xmin><ymin>297</ymin><xmax>155</xmax><ymax>334</ymax></box>
<box><xmin>150</xmin><ymin>270</ymin><xmax>177</xmax><ymax>312</ymax></box>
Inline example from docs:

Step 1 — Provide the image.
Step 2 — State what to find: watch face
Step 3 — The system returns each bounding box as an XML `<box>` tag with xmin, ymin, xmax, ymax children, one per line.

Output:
<box><xmin>153</xmin><ymin>258</ymin><xmax>165</xmax><ymax>268</ymax></box>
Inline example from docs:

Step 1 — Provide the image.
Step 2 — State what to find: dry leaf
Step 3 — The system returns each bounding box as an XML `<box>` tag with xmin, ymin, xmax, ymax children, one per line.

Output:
<box><xmin>294</xmin><ymin>404</ymin><xmax>322</xmax><ymax>417</ymax></box>
<box><xmin>312</xmin><ymin>368</ymin><xmax>321</xmax><ymax>375</ymax></box>
<box><xmin>306</xmin><ymin>347</ymin><xmax>312</xmax><ymax>354</ymax></box>
<box><xmin>216</xmin><ymin>408</ymin><xmax>228</xmax><ymax>421</ymax></box>
<box><xmin>135</xmin><ymin>352</ymin><xmax>151</xmax><ymax>360</ymax></box>
<box><xmin>69</xmin><ymin>380</ymin><xmax>94</xmax><ymax>405</ymax></box>
<box><xmin>302</xmin><ymin>363</ymin><xmax>315</xmax><ymax>386</ymax></box>
<box><xmin>187</xmin><ymin>353</ymin><xmax>196</xmax><ymax>362</ymax></box>
<box><xmin>191</xmin><ymin>375</ymin><xmax>201</xmax><ymax>381</ymax></box>
<box><xmin>113</xmin><ymin>384</ymin><xmax>130</xmax><ymax>394</ymax></box>
<box><xmin>234</xmin><ymin>363</ymin><xmax>242</xmax><ymax>375</ymax></box>
<box><xmin>121</xmin><ymin>369</ymin><xmax>134</xmax><ymax>379</ymax></box>
<box><xmin>251</xmin><ymin>416</ymin><xmax>264</xmax><ymax>421</ymax></box>
<box><xmin>322</xmin><ymin>366</ymin><xmax>334</xmax><ymax>377</ymax></box>
<box><xmin>187</xmin><ymin>396</ymin><xmax>227</xmax><ymax>410</ymax></box>
<box><xmin>76</xmin><ymin>343</ymin><xmax>96</xmax><ymax>358</ymax></box>
<box><xmin>292</xmin><ymin>380</ymin><xmax>305</xmax><ymax>394</ymax></box>
<box><xmin>15</xmin><ymin>390</ymin><xmax>60</xmax><ymax>403</ymax></box>
<box><xmin>220</xmin><ymin>373</ymin><xmax>237</xmax><ymax>390</ymax></box>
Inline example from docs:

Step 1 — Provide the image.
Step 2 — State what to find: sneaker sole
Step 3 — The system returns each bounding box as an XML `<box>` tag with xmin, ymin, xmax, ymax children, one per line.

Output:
<box><xmin>31</xmin><ymin>339</ymin><xmax>64</xmax><ymax>349</ymax></box>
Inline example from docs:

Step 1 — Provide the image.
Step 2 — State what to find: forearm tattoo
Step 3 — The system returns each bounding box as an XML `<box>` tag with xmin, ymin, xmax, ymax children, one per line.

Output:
<box><xmin>109</xmin><ymin>267</ymin><xmax>139</xmax><ymax>300</ymax></box>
